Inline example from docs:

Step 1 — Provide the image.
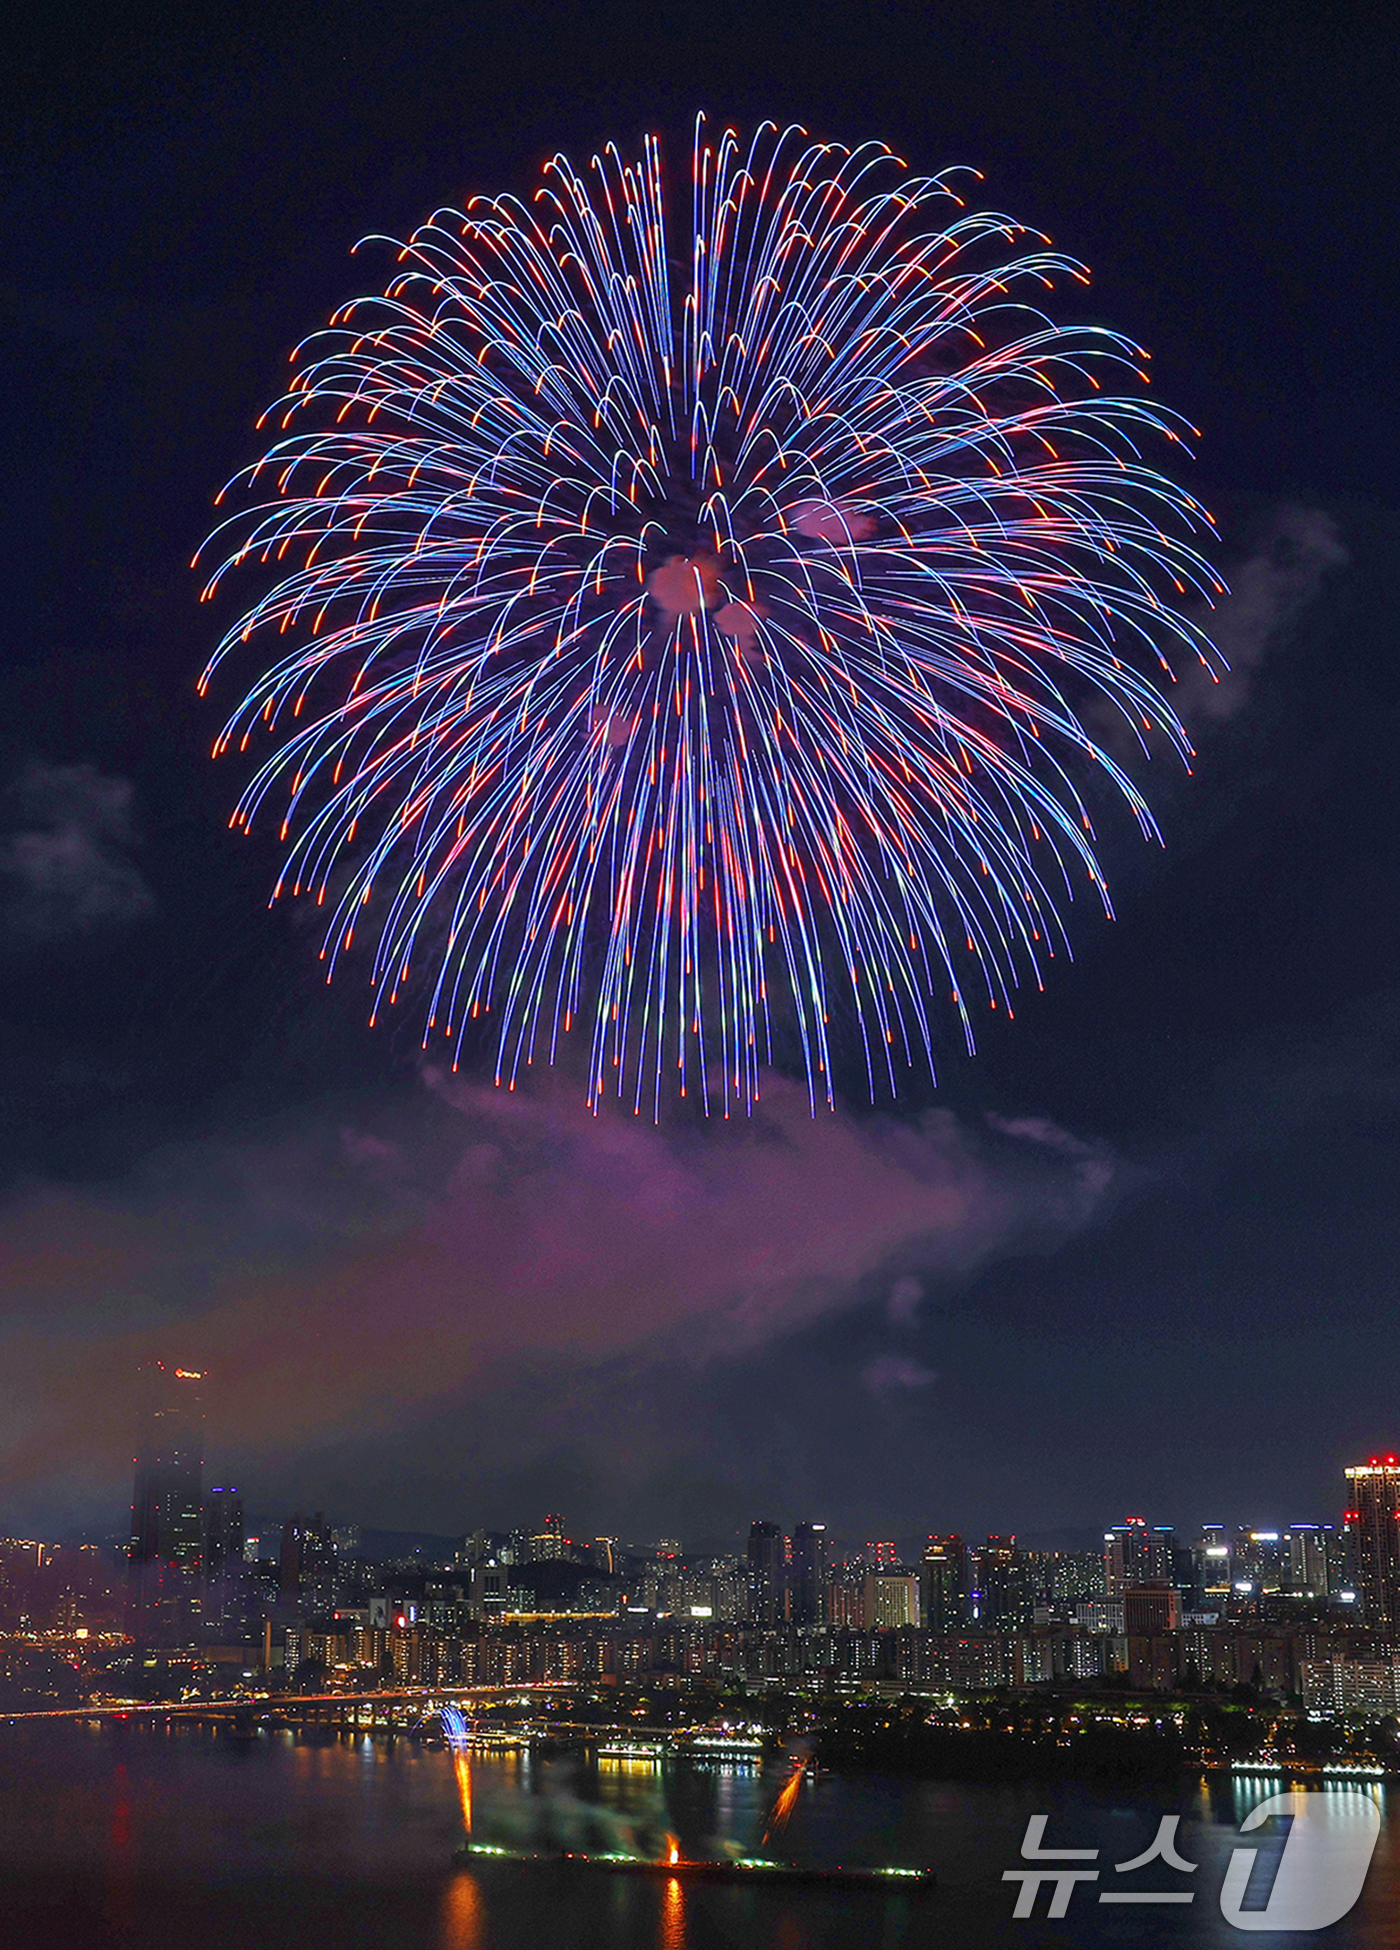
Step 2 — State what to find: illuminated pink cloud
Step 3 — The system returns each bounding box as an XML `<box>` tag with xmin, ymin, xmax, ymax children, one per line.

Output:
<box><xmin>0</xmin><ymin>1072</ymin><xmax>1113</xmax><ymax>1505</ymax></box>
<box><xmin>789</xmin><ymin>500</ymin><xmax>876</xmax><ymax>545</ymax></box>
<box><xmin>714</xmin><ymin>598</ymin><xmax>768</xmax><ymax>652</ymax></box>
<box><xmin>645</xmin><ymin>553</ymin><xmax>723</xmax><ymax>618</ymax></box>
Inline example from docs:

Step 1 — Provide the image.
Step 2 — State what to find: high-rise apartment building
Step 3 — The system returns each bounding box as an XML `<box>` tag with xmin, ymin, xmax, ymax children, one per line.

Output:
<box><xmin>825</xmin><ymin>1574</ymin><xmax>864</xmax><ymax>1629</ymax></box>
<box><xmin>127</xmin><ymin>1363</ymin><xmax>206</xmax><ymax>1645</ymax></box>
<box><xmin>1044</xmin><ymin>1548</ymin><xmax>1106</xmax><ymax>1612</ymax></box>
<box><xmin>790</xmin><ymin>1522</ymin><xmax>829</xmax><ymax>1625</ymax></box>
<box><xmin>1344</xmin><ymin>1458</ymin><xmax>1400</xmax><ymax>1629</ymax></box>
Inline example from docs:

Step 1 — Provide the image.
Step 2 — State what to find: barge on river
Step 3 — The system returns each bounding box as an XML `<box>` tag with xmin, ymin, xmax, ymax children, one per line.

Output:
<box><xmin>457</xmin><ymin>1842</ymin><xmax>933</xmax><ymax>1891</ymax></box>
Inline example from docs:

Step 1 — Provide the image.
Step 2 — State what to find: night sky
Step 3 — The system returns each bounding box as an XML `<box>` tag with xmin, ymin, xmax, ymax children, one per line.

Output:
<box><xmin>2</xmin><ymin>1</ymin><xmax>1396</xmax><ymax>1549</ymax></box>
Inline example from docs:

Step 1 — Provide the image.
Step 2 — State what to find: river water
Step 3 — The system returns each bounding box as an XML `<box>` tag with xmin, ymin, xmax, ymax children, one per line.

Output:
<box><xmin>0</xmin><ymin>1719</ymin><xmax>1396</xmax><ymax>1948</ymax></box>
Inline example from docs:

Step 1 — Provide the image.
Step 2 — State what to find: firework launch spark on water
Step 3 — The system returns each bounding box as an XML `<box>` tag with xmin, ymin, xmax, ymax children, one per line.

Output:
<box><xmin>441</xmin><ymin>1707</ymin><xmax>473</xmax><ymax>1837</ymax></box>
<box><xmin>198</xmin><ymin>117</ymin><xmax>1223</xmax><ymax>1115</ymax></box>
<box><xmin>761</xmin><ymin>1755</ymin><xmax>810</xmax><ymax>1847</ymax></box>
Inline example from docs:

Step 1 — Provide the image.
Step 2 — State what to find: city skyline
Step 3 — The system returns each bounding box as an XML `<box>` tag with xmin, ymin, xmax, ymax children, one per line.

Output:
<box><xmin>103</xmin><ymin>1363</ymin><xmax>1400</xmax><ymax>1583</ymax></box>
<box><xmin>21</xmin><ymin>1356</ymin><xmax>1400</xmax><ymax>1558</ymax></box>
<box><xmin>9</xmin><ymin>1395</ymin><xmax>1400</xmax><ymax>1732</ymax></box>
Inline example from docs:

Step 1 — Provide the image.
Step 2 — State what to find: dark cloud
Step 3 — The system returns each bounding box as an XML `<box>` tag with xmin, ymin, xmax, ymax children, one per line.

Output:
<box><xmin>861</xmin><ymin>1353</ymin><xmax>937</xmax><ymax>1395</ymax></box>
<box><xmin>1178</xmin><ymin>507</ymin><xmax>1349</xmax><ymax>730</ymax></box>
<box><xmin>0</xmin><ymin>759</ymin><xmax>154</xmax><ymax>940</ymax></box>
<box><xmin>884</xmin><ymin>1275</ymin><xmax>924</xmax><ymax>1327</ymax></box>
<box><xmin>1086</xmin><ymin>507</ymin><xmax>1346</xmax><ymax>776</ymax></box>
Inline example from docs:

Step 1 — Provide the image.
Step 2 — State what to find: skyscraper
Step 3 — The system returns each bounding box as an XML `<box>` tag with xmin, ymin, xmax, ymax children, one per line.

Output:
<box><xmin>1122</xmin><ymin>1583</ymin><xmax>1181</xmax><ymax>1634</ymax></box>
<box><xmin>531</xmin><ymin>1513</ymin><xmax>569</xmax><ymax>1561</ymax></box>
<box><xmin>746</xmin><ymin>1520</ymin><xmax>785</xmax><ymax>1626</ymax></box>
<box><xmin>204</xmin><ymin>1485</ymin><xmax>245</xmax><ymax>1638</ymax></box>
<box><xmin>127</xmin><ymin>1364</ymin><xmax>206</xmax><ymax>1646</ymax></box>
<box><xmin>790</xmin><ymin>1522</ymin><xmax>828</xmax><ymax>1625</ymax></box>
<box><xmin>205</xmin><ymin>1486</ymin><xmax>245</xmax><ymax>1576</ymax></box>
<box><xmin>1233</xmin><ymin>1529</ymin><xmax>1286</xmax><ymax>1595</ymax></box>
<box><xmin>970</xmin><ymin>1535</ymin><xmax>1031</xmax><ymax>1630</ymax></box>
<box><xmin>920</xmin><ymin>1534</ymin><xmax>967</xmax><ymax>1632</ymax></box>
<box><xmin>1193</xmin><ymin>1525</ymin><xmax>1232</xmax><ymax>1601</ymax></box>
<box><xmin>280</xmin><ymin>1511</ymin><xmax>338</xmax><ymax>1617</ymax></box>
<box><xmin>1344</xmin><ymin>1458</ymin><xmax>1400</xmax><ymax>1629</ymax></box>
<box><xmin>1103</xmin><ymin>1520</ymin><xmax>1176</xmax><ymax>1598</ymax></box>
<box><xmin>1283</xmin><ymin>1524</ymin><xmax>1332</xmax><ymax>1597</ymax></box>
<box><xmin>863</xmin><ymin>1570</ymin><xmax>920</xmax><ymax>1629</ymax></box>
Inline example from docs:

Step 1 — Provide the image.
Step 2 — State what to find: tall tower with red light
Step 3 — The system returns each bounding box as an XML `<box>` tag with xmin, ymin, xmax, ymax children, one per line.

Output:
<box><xmin>1343</xmin><ymin>1456</ymin><xmax>1400</xmax><ymax>1630</ymax></box>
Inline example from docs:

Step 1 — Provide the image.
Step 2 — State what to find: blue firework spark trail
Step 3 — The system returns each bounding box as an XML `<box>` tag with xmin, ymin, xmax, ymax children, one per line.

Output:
<box><xmin>196</xmin><ymin>118</ymin><xmax>1224</xmax><ymax>1116</ymax></box>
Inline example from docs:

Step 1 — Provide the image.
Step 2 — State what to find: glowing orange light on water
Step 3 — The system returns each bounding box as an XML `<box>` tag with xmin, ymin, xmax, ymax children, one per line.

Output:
<box><xmin>659</xmin><ymin>1869</ymin><xmax>686</xmax><ymax>1950</ymax></box>
<box><xmin>441</xmin><ymin>1869</ymin><xmax>486</xmax><ymax>1950</ymax></box>
<box><xmin>761</xmin><ymin>1756</ymin><xmax>809</xmax><ymax>1847</ymax></box>
<box><xmin>452</xmin><ymin>1748</ymin><xmax>473</xmax><ymax>1837</ymax></box>
<box><xmin>664</xmin><ymin>1833</ymin><xmax>681</xmax><ymax>1866</ymax></box>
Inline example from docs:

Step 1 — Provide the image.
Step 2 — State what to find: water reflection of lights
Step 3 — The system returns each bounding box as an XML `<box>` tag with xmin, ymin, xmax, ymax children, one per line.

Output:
<box><xmin>658</xmin><ymin>1874</ymin><xmax>687</xmax><ymax>1950</ymax></box>
<box><xmin>102</xmin><ymin>1762</ymin><xmax>136</xmax><ymax>1939</ymax></box>
<box><xmin>439</xmin><ymin>1871</ymin><xmax>486</xmax><ymax>1950</ymax></box>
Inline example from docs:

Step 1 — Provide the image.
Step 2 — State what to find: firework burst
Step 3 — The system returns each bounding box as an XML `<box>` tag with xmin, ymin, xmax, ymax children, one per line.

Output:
<box><xmin>197</xmin><ymin>118</ymin><xmax>1223</xmax><ymax>1114</ymax></box>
